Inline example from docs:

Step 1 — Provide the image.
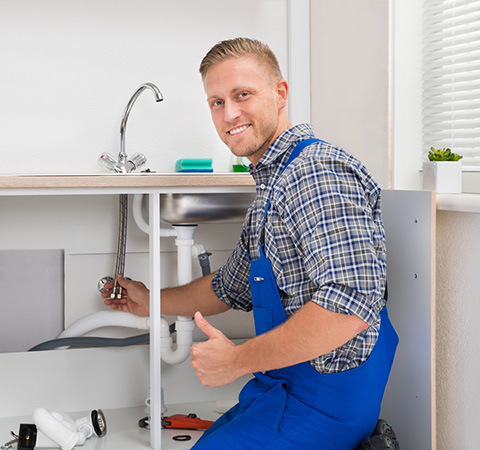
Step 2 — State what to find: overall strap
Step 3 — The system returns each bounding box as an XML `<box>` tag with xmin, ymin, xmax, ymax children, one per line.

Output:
<box><xmin>280</xmin><ymin>138</ymin><xmax>322</xmax><ymax>176</ymax></box>
<box><xmin>263</xmin><ymin>138</ymin><xmax>321</xmax><ymax>220</ymax></box>
<box><xmin>257</xmin><ymin>138</ymin><xmax>322</xmax><ymax>251</ymax></box>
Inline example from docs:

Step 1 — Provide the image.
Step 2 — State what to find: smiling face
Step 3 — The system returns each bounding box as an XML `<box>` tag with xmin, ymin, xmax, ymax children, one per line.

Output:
<box><xmin>204</xmin><ymin>56</ymin><xmax>291</xmax><ymax>165</ymax></box>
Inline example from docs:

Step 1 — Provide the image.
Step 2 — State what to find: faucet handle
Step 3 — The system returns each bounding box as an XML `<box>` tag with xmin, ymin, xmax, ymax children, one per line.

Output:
<box><xmin>99</xmin><ymin>152</ymin><xmax>122</xmax><ymax>173</ymax></box>
<box><xmin>128</xmin><ymin>152</ymin><xmax>147</xmax><ymax>172</ymax></box>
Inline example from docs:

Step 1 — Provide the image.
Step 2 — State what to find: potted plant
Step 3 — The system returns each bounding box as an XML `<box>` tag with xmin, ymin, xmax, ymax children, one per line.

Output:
<box><xmin>423</xmin><ymin>147</ymin><xmax>463</xmax><ymax>194</ymax></box>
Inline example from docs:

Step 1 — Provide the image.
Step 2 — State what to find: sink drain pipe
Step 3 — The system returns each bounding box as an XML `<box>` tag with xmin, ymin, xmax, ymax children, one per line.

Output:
<box><xmin>132</xmin><ymin>194</ymin><xmax>207</xmax><ymax>364</ymax></box>
<box><xmin>132</xmin><ymin>193</ymin><xmax>211</xmax><ymax>273</ymax></box>
<box><xmin>159</xmin><ymin>225</ymin><xmax>196</xmax><ymax>365</ymax></box>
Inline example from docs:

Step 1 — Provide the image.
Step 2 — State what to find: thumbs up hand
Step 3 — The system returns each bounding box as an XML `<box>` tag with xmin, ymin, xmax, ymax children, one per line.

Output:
<box><xmin>190</xmin><ymin>312</ymin><xmax>242</xmax><ymax>387</ymax></box>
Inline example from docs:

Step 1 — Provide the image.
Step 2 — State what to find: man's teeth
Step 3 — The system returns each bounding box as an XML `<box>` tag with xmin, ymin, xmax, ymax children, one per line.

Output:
<box><xmin>229</xmin><ymin>125</ymin><xmax>249</xmax><ymax>135</ymax></box>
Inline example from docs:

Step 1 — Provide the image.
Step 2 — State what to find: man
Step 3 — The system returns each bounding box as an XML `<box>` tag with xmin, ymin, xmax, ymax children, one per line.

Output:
<box><xmin>103</xmin><ymin>38</ymin><xmax>398</xmax><ymax>449</ymax></box>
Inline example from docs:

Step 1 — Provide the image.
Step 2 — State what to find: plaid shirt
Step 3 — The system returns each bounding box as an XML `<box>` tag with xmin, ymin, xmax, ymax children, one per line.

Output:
<box><xmin>212</xmin><ymin>124</ymin><xmax>387</xmax><ymax>373</ymax></box>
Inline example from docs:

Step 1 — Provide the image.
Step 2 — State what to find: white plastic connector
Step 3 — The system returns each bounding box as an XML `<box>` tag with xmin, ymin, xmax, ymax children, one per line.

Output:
<box><xmin>32</xmin><ymin>408</ymin><xmax>84</xmax><ymax>450</ymax></box>
<box><xmin>32</xmin><ymin>408</ymin><xmax>106</xmax><ymax>450</ymax></box>
<box><xmin>159</xmin><ymin>316</ymin><xmax>194</xmax><ymax>365</ymax></box>
<box><xmin>192</xmin><ymin>243</ymin><xmax>207</xmax><ymax>258</ymax></box>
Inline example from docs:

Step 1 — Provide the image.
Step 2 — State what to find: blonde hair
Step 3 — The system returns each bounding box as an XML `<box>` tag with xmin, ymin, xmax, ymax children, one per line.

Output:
<box><xmin>199</xmin><ymin>37</ymin><xmax>283</xmax><ymax>83</ymax></box>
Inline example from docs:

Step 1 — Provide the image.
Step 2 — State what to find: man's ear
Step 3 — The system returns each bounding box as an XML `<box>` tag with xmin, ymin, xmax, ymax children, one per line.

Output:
<box><xmin>276</xmin><ymin>79</ymin><xmax>289</xmax><ymax>109</ymax></box>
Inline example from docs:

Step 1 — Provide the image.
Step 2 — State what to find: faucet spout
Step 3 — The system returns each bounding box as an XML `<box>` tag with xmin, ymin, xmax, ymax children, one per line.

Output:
<box><xmin>118</xmin><ymin>83</ymin><xmax>163</xmax><ymax>171</ymax></box>
<box><xmin>99</xmin><ymin>82</ymin><xmax>163</xmax><ymax>173</ymax></box>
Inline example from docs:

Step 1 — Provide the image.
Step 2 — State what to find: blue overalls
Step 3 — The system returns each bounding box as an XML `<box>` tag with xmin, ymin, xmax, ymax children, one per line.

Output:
<box><xmin>192</xmin><ymin>139</ymin><xmax>398</xmax><ymax>450</ymax></box>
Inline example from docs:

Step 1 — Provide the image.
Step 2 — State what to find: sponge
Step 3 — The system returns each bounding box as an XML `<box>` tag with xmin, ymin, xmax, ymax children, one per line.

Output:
<box><xmin>176</xmin><ymin>158</ymin><xmax>213</xmax><ymax>173</ymax></box>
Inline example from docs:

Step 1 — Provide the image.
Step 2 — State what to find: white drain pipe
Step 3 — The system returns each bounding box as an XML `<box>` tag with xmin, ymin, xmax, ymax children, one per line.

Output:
<box><xmin>133</xmin><ymin>194</ymin><xmax>196</xmax><ymax>365</ymax></box>
<box><xmin>159</xmin><ymin>225</ymin><xmax>195</xmax><ymax>365</ymax></box>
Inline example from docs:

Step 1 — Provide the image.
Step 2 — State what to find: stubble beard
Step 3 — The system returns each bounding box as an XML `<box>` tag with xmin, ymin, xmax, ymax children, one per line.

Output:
<box><xmin>228</xmin><ymin>126</ymin><xmax>277</xmax><ymax>163</ymax></box>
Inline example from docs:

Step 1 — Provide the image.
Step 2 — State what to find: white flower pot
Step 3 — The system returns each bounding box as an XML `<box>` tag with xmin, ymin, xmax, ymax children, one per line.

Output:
<box><xmin>423</xmin><ymin>161</ymin><xmax>462</xmax><ymax>194</ymax></box>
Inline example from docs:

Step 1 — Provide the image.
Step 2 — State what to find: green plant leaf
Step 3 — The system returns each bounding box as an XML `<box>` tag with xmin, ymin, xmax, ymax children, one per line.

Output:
<box><xmin>427</xmin><ymin>147</ymin><xmax>462</xmax><ymax>161</ymax></box>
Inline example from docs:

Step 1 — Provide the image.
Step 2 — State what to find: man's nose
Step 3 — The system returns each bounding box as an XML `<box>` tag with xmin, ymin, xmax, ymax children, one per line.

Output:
<box><xmin>224</xmin><ymin>100</ymin><xmax>241</xmax><ymax>123</ymax></box>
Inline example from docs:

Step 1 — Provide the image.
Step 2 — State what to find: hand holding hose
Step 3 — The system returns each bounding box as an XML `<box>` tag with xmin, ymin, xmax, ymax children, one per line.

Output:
<box><xmin>102</xmin><ymin>274</ymin><xmax>150</xmax><ymax>317</ymax></box>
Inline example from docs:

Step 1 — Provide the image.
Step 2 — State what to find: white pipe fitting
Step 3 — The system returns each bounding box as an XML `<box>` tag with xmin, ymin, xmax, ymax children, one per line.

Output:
<box><xmin>192</xmin><ymin>243</ymin><xmax>207</xmax><ymax>258</ymax></box>
<box><xmin>132</xmin><ymin>194</ymin><xmax>177</xmax><ymax>237</ymax></box>
<box><xmin>32</xmin><ymin>408</ymin><xmax>86</xmax><ymax>450</ymax></box>
<box><xmin>31</xmin><ymin>407</ymin><xmax>106</xmax><ymax>450</ymax></box>
<box><xmin>173</xmin><ymin>225</ymin><xmax>197</xmax><ymax>286</ymax></box>
<box><xmin>159</xmin><ymin>316</ymin><xmax>194</xmax><ymax>365</ymax></box>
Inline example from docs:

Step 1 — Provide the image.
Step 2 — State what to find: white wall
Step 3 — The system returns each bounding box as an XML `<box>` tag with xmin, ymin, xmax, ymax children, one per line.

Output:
<box><xmin>0</xmin><ymin>0</ymin><xmax>289</xmax><ymax>175</ymax></box>
<box><xmin>310</xmin><ymin>0</ymin><xmax>391</xmax><ymax>188</ymax></box>
<box><xmin>435</xmin><ymin>211</ymin><xmax>480</xmax><ymax>450</ymax></box>
<box><xmin>392</xmin><ymin>0</ymin><xmax>423</xmax><ymax>190</ymax></box>
<box><xmin>0</xmin><ymin>249</ymin><xmax>64</xmax><ymax>352</ymax></box>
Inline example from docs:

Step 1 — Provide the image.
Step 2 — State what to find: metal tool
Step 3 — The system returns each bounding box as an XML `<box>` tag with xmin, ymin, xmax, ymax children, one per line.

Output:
<box><xmin>2</xmin><ymin>431</ymin><xmax>18</xmax><ymax>449</ymax></box>
<box><xmin>161</xmin><ymin>413</ymin><xmax>214</xmax><ymax>430</ymax></box>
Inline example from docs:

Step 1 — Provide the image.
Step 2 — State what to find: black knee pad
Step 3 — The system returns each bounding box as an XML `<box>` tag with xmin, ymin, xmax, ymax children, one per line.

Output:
<box><xmin>355</xmin><ymin>434</ymin><xmax>397</xmax><ymax>450</ymax></box>
<box><xmin>354</xmin><ymin>419</ymin><xmax>400</xmax><ymax>450</ymax></box>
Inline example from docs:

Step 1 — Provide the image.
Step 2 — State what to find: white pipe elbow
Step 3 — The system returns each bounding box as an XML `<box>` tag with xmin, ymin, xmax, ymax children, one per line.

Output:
<box><xmin>159</xmin><ymin>317</ymin><xmax>194</xmax><ymax>365</ymax></box>
<box><xmin>160</xmin><ymin>345</ymin><xmax>192</xmax><ymax>365</ymax></box>
<box><xmin>132</xmin><ymin>194</ymin><xmax>178</xmax><ymax>237</ymax></box>
<box><xmin>160</xmin><ymin>344</ymin><xmax>193</xmax><ymax>365</ymax></box>
<box><xmin>132</xmin><ymin>194</ymin><xmax>150</xmax><ymax>234</ymax></box>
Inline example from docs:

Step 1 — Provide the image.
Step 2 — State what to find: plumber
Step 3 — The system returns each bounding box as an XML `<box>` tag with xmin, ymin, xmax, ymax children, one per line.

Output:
<box><xmin>103</xmin><ymin>37</ymin><xmax>398</xmax><ymax>450</ymax></box>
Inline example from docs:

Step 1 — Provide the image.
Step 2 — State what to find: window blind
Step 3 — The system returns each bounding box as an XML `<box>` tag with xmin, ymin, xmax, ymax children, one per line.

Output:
<box><xmin>422</xmin><ymin>0</ymin><xmax>480</xmax><ymax>167</ymax></box>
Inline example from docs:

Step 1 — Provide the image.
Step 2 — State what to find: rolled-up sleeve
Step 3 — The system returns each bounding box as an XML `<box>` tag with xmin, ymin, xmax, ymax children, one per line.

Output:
<box><xmin>280</xmin><ymin>154</ymin><xmax>386</xmax><ymax>328</ymax></box>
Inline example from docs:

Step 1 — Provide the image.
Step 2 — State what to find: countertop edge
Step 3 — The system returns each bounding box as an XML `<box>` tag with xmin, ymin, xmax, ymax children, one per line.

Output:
<box><xmin>436</xmin><ymin>193</ymin><xmax>480</xmax><ymax>214</ymax></box>
<box><xmin>0</xmin><ymin>173</ymin><xmax>255</xmax><ymax>189</ymax></box>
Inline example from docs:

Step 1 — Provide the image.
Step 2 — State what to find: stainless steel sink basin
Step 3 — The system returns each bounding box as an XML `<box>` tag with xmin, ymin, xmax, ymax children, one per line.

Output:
<box><xmin>143</xmin><ymin>192</ymin><xmax>256</xmax><ymax>224</ymax></box>
<box><xmin>160</xmin><ymin>193</ymin><xmax>255</xmax><ymax>224</ymax></box>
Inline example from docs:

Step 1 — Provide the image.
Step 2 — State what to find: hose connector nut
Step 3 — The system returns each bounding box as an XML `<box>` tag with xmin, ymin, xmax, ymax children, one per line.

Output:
<box><xmin>97</xmin><ymin>276</ymin><xmax>114</xmax><ymax>293</ymax></box>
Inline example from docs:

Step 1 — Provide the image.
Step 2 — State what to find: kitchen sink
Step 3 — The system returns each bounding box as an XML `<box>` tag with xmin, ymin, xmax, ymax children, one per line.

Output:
<box><xmin>160</xmin><ymin>193</ymin><xmax>255</xmax><ymax>224</ymax></box>
<box><xmin>141</xmin><ymin>192</ymin><xmax>256</xmax><ymax>225</ymax></box>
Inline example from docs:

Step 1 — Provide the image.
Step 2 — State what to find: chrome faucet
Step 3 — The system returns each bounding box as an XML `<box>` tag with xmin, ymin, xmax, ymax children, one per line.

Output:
<box><xmin>99</xmin><ymin>82</ymin><xmax>163</xmax><ymax>173</ymax></box>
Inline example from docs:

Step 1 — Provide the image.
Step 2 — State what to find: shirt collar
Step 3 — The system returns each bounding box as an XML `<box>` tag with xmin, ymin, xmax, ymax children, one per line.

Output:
<box><xmin>250</xmin><ymin>123</ymin><xmax>316</xmax><ymax>176</ymax></box>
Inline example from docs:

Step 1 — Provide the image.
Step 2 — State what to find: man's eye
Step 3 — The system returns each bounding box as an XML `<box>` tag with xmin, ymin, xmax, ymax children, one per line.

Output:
<box><xmin>238</xmin><ymin>92</ymin><xmax>249</xmax><ymax>99</ymax></box>
<box><xmin>212</xmin><ymin>100</ymin><xmax>224</xmax><ymax>108</ymax></box>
